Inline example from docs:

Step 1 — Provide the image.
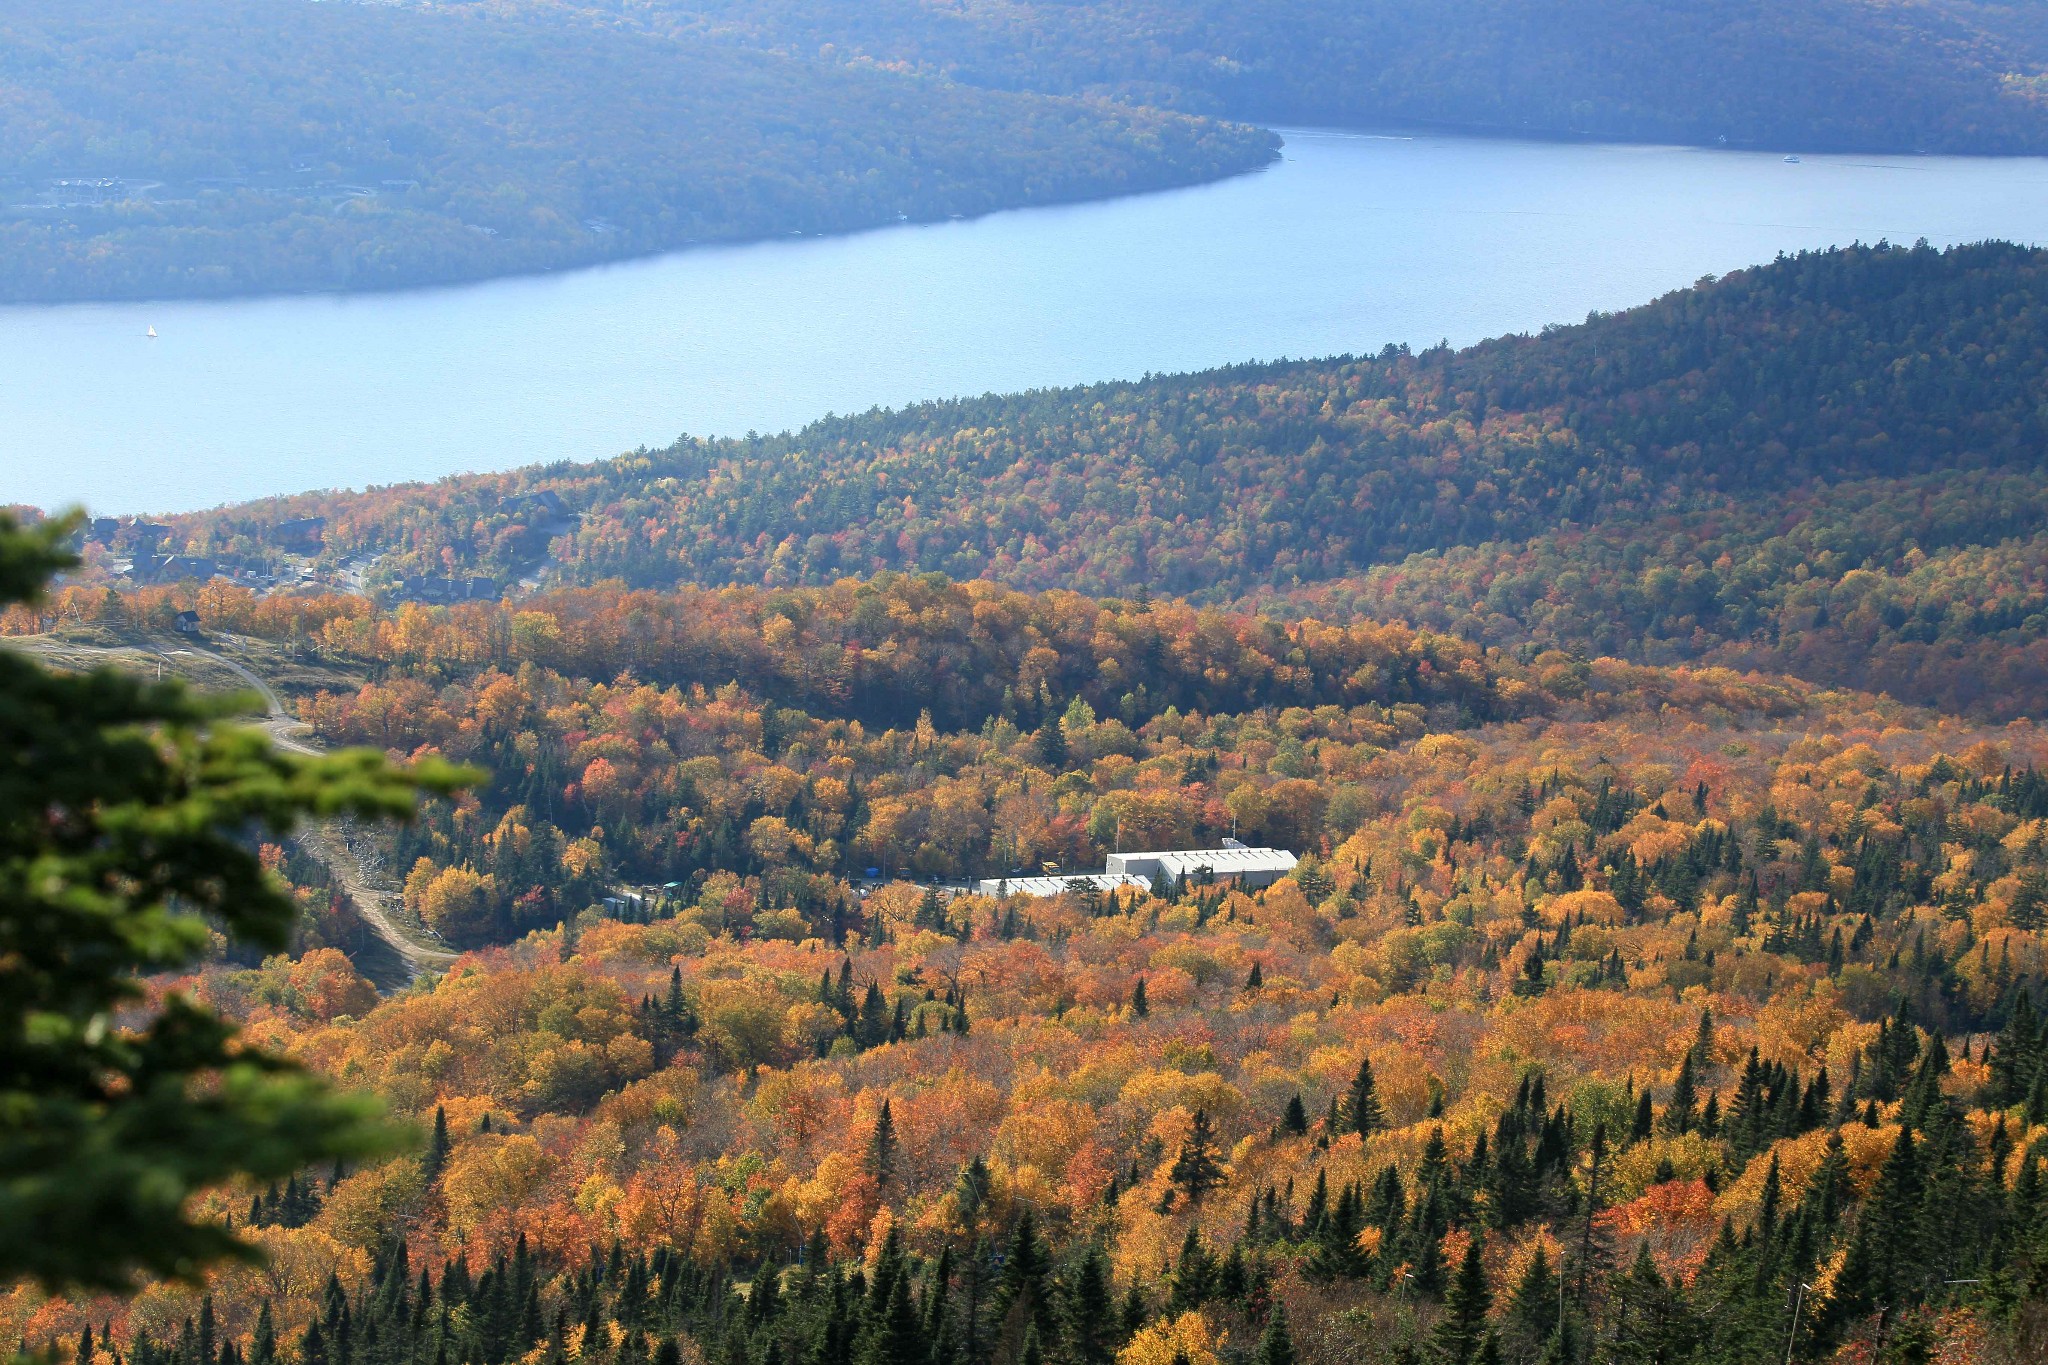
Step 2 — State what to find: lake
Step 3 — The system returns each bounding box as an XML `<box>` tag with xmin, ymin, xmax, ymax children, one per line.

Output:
<box><xmin>8</xmin><ymin>127</ymin><xmax>2048</xmax><ymax>514</ymax></box>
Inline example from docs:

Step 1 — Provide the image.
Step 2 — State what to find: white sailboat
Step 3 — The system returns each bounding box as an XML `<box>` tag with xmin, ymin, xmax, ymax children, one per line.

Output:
<box><xmin>146</xmin><ymin>325</ymin><xmax>158</xmax><ymax>339</ymax></box>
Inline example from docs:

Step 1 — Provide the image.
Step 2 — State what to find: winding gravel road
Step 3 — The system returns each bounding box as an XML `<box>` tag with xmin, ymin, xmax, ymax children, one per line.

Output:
<box><xmin>9</xmin><ymin>633</ymin><xmax>458</xmax><ymax>982</ymax></box>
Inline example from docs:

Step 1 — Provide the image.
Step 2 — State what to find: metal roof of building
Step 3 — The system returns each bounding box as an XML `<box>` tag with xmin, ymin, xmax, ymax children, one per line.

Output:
<box><xmin>974</xmin><ymin>873</ymin><xmax>1154</xmax><ymax>899</ymax></box>
<box><xmin>1106</xmin><ymin>847</ymin><xmax>1299</xmax><ymax>878</ymax></box>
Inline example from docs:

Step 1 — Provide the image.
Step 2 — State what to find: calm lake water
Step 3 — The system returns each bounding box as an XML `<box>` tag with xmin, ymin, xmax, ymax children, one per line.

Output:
<box><xmin>8</xmin><ymin>127</ymin><xmax>2048</xmax><ymax>514</ymax></box>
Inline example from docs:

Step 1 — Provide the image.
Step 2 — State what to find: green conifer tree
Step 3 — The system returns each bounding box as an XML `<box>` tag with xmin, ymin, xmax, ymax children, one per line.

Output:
<box><xmin>867</xmin><ymin>1100</ymin><xmax>898</xmax><ymax>1188</ymax></box>
<box><xmin>1506</xmin><ymin>1245</ymin><xmax>1558</xmax><ymax>1353</ymax></box>
<box><xmin>423</xmin><ymin>1106</ymin><xmax>451</xmax><ymax>1184</ymax></box>
<box><xmin>1254</xmin><ymin>1304</ymin><xmax>1295</xmax><ymax>1365</ymax></box>
<box><xmin>1431</xmin><ymin>1236</ymin><xmax>1492</xmax><ymax>1364</ymax></box>
<box><xmin>1660</xmin><ymin>1052</ymin><xmax>1698</xmax><ymax>1136</ymax></box>
<box><xmin>1346</xmin><ymin>1058</ymin><xmax>1385</xmax><ymax>1136</ymax></box>
<box><xmin>1630</xmin><ymin>1089</ymin><xmax>1654</xmax><ymax>1143</ymax></box>
<box><xmin>995</xmin><ymin>1210</ymin><xmax>1056</xmax><ymax>1346</ymax></box>
<box><xmin>1065</xmin><ymin>1248</ymin><xmax>1114</xmax><ymax>1365</ymax></box>
<box><xmin>244</xmin><ymin>1304</ymin><xmax>276</xmax><ymax>1365</ymax></box>
<box><xmin>1169</xmin><ymin>1110</ymin><xmax>1224</xmax><ymax>1203</ymax></box>
<box><xmin>0</xmin><ymin>512</ymin><xmax>458</xmax><ymax>1290</ymax></box>
<box><xmin>859</xmin><ymin>1272</ymin><xmax>925</xmax><ymax>1365</ymax></box>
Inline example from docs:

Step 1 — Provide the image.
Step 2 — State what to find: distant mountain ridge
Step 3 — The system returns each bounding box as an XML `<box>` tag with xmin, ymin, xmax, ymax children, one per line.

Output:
<box><xmin>9</xmin><ymin>0</ymin><xmax>2048</xmax><ymax>301</ymax></box>
<box><xmin>520</xmin><ymin>0</ymin><xmax>2048</xmax><ymax>153</ymax></box>
<box><xmin>0</xmin><ymin>0</ymin><xmax>1274</xmax><ymax>301</ymax></box>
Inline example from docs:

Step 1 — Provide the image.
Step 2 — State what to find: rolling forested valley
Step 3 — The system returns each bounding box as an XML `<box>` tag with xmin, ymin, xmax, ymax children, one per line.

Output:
<box><xmin>7</xmin><ymin>238</ymin><xmax>2048</xmax><ymax>1363</ymax></box>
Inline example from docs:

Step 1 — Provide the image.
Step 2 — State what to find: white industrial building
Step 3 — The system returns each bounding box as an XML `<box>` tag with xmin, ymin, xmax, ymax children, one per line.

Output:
<box><xmin>978</xmin><ymin>840</ymin><xmax>1298</xmax><ymax>898</ymax></box>
<box><xmin>973</xmin><ymin>872</ymin><xmax>1154</xmax><ymax>899</ymax></box>
<box><xmin>1105</xmin><ymin>840</ymin><xmax>1298</xmax><ymax>889</ymax></box>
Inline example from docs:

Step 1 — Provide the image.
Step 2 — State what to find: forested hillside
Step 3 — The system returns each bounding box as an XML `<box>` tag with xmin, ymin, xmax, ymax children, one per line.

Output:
<box><xmin>0</xmin><ymin>0</ymin><xmax>1272</xmax><ymax>301</ymax></box>
<box><xmin>1260</xmin><ymin>470</ymin><xmax>2048</xmax><ymax>723</ymax></box>
<box><xmin>9</xmin><ymin>563</ymin><xmax>2048</xmax><ymax>1362</ymax></box>
<box><xmin>518</xmin><ymin>0</ymin><xmax>2048</xmax><ymax>152</ymax></box>
<box><xmin>164</xmin><ymin>242</ymin><xmax>2048</xmax><ymax>716</ymax></box>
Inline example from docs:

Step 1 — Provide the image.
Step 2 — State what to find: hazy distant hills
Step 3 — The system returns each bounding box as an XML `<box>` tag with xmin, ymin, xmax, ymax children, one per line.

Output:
<box><xmin>541</xmin><ymin>0</ymin><xmax>2048</xmax><ymax>153</ymax></box>
<box><xmin>0</xmin><ymin>0</ymin><xmax>1273</xmax><ymax>301</ymax></box>
<box><xmin>166</xmin><ymin>242</ymin><xmax>2048</xmax><ymax>717</ymax></box>
<box><xmin>8</xmin><ymin>0</ymin><xmax>2048</xmax><ymax>300</ymax></box>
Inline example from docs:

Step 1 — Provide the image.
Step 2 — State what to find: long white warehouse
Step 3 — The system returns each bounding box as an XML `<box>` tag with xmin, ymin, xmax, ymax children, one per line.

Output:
<box><xmin>973</xmin><ymin>873</ymin><xmax>1154</xmax><ymax>898</ymax></box>
<box><xmin>976</xmin><ymin>841</ymin><xmax>1299</xmax><ymax>898</ymax></box>
<box><xmin>1104</xmin><ymin>842</ymin><xmax>1298</xmax><ymax>889</ymax></box>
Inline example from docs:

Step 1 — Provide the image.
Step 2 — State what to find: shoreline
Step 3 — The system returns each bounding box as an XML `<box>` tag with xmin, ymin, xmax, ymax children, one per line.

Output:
<box><xmin>14</xmin><ymin>107</ymin><xmax>2037</xmax><ymax>312</ymax></box>
<box><xmin>0</xmin><ymin>141</ymin><xmax>1284</xmax><ymax>312</ymax></box>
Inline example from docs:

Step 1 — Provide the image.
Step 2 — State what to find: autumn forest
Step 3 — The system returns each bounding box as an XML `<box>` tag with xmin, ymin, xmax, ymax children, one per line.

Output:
<box><xmin>8</xmin><ymin>242</ymin><xmax>2048</xmax><ymax>1365</ymax></box>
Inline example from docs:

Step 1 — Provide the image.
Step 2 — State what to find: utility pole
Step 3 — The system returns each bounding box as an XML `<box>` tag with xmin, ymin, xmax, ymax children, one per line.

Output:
<box><xmin>1783</xmin><ymin>1282</ymin><xmax>1810</xmax><ymax>1365</ymax></box>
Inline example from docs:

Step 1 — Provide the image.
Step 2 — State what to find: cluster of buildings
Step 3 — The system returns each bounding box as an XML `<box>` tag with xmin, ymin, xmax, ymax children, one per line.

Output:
<box><xmin>33</xmin><ymin>177</ymin><xmax>144</xmax><ymax>209</ymax></box>
<box><xmin>128</xmin><ymin>551</ymin><xmax>280</xmax><ymax>584</ymax></box>
<box><xmin>81</xmin><ymin>492</ymin><xmax>570</xmax><ymax>603</ymax></box>
<box><xmin>84</xmin><ymin>516</ymin><xmax>325</xmax><ymax>586</ymax></box>
<box><xmin>976</xmin><ymin>839</ymin><xmax>1298</xmax><ymax>898</ymax></box>
<box><xmin>101</xmin><ymin>526</ymin><xmax>277</xmax><ymax>585</ymax></box>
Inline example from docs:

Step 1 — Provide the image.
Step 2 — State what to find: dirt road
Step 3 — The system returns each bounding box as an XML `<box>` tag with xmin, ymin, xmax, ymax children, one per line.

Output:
<box><xmin>6</xmin><ymin>633</ymin><xmax>458</xmax><ymax>982</ymax></box>
<box><xmin>184</xmin><ymin>639</ymin><xmax>461</xmax><ymax>980</ymax></box>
